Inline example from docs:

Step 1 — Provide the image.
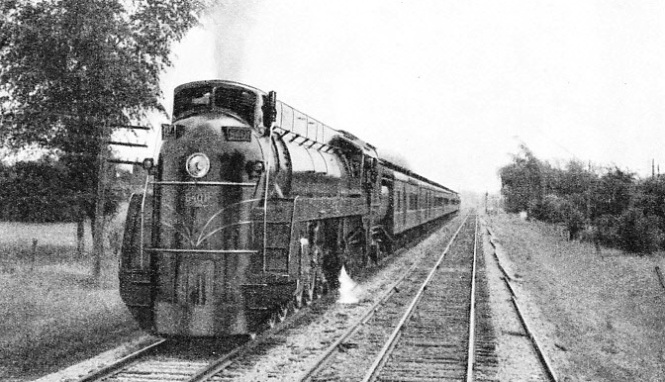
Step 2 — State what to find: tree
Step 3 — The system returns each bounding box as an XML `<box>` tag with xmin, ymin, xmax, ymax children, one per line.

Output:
<box><xmin>0</xmin><ymin>159</ymin><xmax>77</xmax><ymax>222</ymax></box>
<box><xmin>618</xmin><ymin>207</ymin><xmax>662</xmax><ymax>254</ymax></box>
<box><xmin>499</xmin><ymin>144</ymin><xmax>543</xmax><ymax>214</ymax></box>
<box><xmin>0</xmin><ymin>0</ymin><xmax>205</xmax><ymax>278</ymax></box>
<box><xmin>592</xmin><ymin>167</ymin><xmax>634</xmax><ymax>218</ymax></box>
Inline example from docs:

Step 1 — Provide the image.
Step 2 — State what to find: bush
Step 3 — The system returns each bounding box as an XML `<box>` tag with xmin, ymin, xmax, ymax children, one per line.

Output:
<box><xmin>618</xmin><ymin>208</ymin><xmax>663</xmax><ymax>254</ymax></box>
<box><xmin>0</xmin><ymin>160</ymin><xmax>125</xmax><ymax>223</ymax></box>
<box><xmin>533</xmin><ymin>194</ymin><xmax>565</xmax><ymax>223</ymax></box>
<box><xmin>560</xmin><ymin>200</ymin><xmax>586</xmax><ymax>240</ymax></box>
<box><xmin>0</xmin><ymin>161</ymin><xmax>78</xmax><ymax>222</ymax></box>
<box><xmin>594</xmin><ymin>214</ymin><xmax>621</xmax><ymax>247</ymax></box>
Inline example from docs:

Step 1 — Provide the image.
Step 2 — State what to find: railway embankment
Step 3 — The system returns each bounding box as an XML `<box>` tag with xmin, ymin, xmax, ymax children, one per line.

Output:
<box><xmin>485</xmin><ymin>211</ymin><xmax>665</xmax><ymax>381</ymax></box>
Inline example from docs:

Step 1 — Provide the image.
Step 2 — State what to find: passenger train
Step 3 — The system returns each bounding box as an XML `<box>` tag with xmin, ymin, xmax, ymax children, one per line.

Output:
<box><xmin>120</xmin><ymin>80</ymin><xmax>460</xmax><ymax>337</ymax></box>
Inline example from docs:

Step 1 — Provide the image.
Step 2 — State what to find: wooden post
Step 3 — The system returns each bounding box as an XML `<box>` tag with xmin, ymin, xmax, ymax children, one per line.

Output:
<box><xmin>92</xmin><ymin>120</ymin><xmax>110</xmax><ymax>281</ymax></box>
<box><xmin>76</xmin><ymin>215</ymin><xmax>85</xmax><ymax>257</ymax></box>
<box><xmin>31</xmin><ymin>238</ymin><xmax>38</xmax><ymax>271</ymax></box>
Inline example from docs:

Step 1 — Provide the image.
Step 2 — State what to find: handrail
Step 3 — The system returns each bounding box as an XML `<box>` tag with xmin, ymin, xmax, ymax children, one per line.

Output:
<box><xmin>150</xmin><ymin>181</ymin><xmax>256</xmax><ymax>187</ymax></box>
<box><xmin>289</xmin><ymin>196</ymin><xmax>300</xmax><ymax>275</ymax></box>
<box><xmin>273</xmin><ymin>126</ymin><xmax>335</xmax><ymax>152</ymax></box>
<box><xmin>139</xmin><ymin>175</ymin><xmax>150</xmax><ymax>269</ymax></box>
<box><xmin>263</xmin><ymin>129</ymin><xmax>273</xmax><ymax>271</ymax></box>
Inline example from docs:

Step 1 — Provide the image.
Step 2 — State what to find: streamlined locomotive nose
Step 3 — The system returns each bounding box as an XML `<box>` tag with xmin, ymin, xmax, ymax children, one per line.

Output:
<box><xmin>153</xmin><ymin>116</ymin><xmax>269</xmax><ymax>336</ymax></box>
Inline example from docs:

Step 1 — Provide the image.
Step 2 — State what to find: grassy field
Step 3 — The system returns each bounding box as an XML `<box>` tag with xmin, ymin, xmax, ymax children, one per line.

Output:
<box><xmin>488</xmin><ymin>212</ymin><xmax>665</xmax><ymax>382</ymax></box>
<box><xmin>0</xmin><ymin>213</ymin><xmax>143</xmax><ymax>381</ymax></box>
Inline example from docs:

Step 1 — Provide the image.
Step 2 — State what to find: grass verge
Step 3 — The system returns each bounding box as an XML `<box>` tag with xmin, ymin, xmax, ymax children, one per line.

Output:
<box><xmin>488</xmin><ymin>212</ymin><xmax>665</xmax><ymax>382</ymax></box>
<box><xmin>0</xmin><ymin>255</ymin><xmax>142</xmax><ymax>381</ymax></box>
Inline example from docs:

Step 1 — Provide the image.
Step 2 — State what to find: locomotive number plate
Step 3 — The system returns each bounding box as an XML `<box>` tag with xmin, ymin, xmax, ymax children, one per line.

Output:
<box><xmin>185</xmin><ymin>190</ymin><xmax>213</xmax><ymax>207</ymax></box>
<box><xmin>224</xmin><ymin>126</ymin><xmax>252</xmax><ymax>142</ymax></box>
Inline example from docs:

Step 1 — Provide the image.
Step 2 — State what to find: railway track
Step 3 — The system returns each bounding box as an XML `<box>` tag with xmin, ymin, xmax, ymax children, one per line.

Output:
<box><xmin>75</xmin><ymin>300</ymin><xmax>318</xmax><ymax>382</ymax></box>
<box><xmin>484</xmin><ymin>222</ymin><xmax>559</xmax><ymax>382</ymax></box>
<box><xmin>75</xmin><ymin>338</ymin><xmax>233</xmax><ymax>382</ymax></box>
<box><xmin>359</xmin><ymin>215</ymin><xmax>479</xmax><ymax>381</ymax></box>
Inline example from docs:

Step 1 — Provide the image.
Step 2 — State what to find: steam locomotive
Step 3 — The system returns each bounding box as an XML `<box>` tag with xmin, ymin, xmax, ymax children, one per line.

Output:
<box><xmin>120</xmin><ymin>80</ymin><xmax>459</xmax><ymax>337</ymax></box>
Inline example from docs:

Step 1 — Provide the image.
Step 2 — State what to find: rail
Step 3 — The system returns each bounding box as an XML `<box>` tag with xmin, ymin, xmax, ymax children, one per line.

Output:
<box><xmin>465</xmin><ymin>215</ymin><xmax>479</xmax><ymax>381</ymax></box>
<box><xmin>485</xmin><ymin>222</ymin><xmax>559</xmax><ymax>382</ymax></box>
<box><xmin>76</xmin><ymin>339</ymin><xmax>167</xmax><ymax>382</ymax></box>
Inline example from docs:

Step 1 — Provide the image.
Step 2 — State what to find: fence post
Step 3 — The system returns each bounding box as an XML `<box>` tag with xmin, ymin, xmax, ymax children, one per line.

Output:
<box><xmin>31</xmin><ymin>238</ymin><xmax>38</xmax><ymax>271</ymax></box>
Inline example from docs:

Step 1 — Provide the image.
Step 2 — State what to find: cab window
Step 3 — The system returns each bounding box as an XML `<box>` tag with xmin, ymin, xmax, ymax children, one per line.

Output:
<box><xmin>214</xmin><ymin>86</ymin><xmax>257</xmax><ymax>125</ymax></box>
<box><xmin>174</xmin><ymin>85</ymin><xmax>213</xmax><ymax>120</ymax></box>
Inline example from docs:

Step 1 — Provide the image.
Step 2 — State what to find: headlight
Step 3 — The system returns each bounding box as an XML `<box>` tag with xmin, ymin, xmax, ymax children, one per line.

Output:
<box><xmin>186</xmin><ymin>153</ymin><xmax>210</xmax><ymax>178</ymax></box>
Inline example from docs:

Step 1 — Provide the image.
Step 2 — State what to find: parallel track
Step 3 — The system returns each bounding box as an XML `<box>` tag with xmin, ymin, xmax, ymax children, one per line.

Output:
<box><xmin>485</xmin><ymin>223</ymin><xmax>559</xmax><ymax>382</ymax></box>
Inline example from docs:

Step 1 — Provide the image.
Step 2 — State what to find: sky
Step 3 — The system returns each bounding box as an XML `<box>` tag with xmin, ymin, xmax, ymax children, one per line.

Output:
<box><xmin>155</xmin><ymin>0</ymin><xmax>665</xmax><ymax>193</ymax></box>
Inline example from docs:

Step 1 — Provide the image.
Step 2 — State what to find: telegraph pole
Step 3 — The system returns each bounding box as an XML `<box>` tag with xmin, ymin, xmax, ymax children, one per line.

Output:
<box><xmin>485</xmin><ymin>192</ymin><xmax>488</xmax><ymax>214</ymax></box>
<box><xmin>90</xmin><ymin>120</ymin><xmax>151</xmax><ymax>280</ymax></box>
<box><xmin>92</xmin><ymin>120</ymin><xmax>110</xmax><ymax>281</ymax></box>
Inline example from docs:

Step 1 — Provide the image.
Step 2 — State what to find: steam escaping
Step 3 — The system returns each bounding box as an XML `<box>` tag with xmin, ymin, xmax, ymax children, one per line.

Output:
<box><xmin>337</xmin><ymin>266</ymin><xmax>361</xmax><ymax>304</ymax></box>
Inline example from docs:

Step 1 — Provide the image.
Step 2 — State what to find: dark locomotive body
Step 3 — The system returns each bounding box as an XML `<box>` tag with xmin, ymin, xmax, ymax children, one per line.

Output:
<box><xmin>120</xmin><ymin>80</ymin><xmax>460</xmax><ymax>337</ymax></box>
